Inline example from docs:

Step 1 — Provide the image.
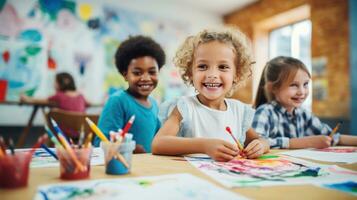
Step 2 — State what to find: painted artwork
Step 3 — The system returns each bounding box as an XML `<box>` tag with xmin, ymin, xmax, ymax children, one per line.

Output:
<box><xmin>34</xmin><ymin>173</ymin><xmax>247</xmax><ymax>200</ymax></box>
<box><xmin>13</xmin><ymin>147</ymin><xmax>104</xmax><ymax>168</ymax></box>
<box><xmin>315</xmin><ymin>147</ymin><xmax>357</xmax><ymax>153</ymax></box>
<box><xmin>0</xmin><ymin>0</ymin><xmax>190</xmax><ymax>103</ymax></box>
<box><xmin>280</xmin><ymin>147</ymin><xmax>357</xmax><ymax>163</ymax></box>
<box><xmin>0</xmin><ymin>38</ymin><xmax>46</xmax><ymax>101</ymax></box>
<box><xmin>319</xmin><ymin>181</ymin><xmax>357</xmax><ymax>196</ymax></box>
<box><xmin>186</xmin><ymin>155</ymin><xmax>357</xmax><ymax>188</ymax></box>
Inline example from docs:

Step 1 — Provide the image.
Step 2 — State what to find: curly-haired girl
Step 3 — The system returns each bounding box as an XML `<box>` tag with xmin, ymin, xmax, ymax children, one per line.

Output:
<box><xmin>152</xmin><ymin>27</ymin><xmax>269</xmax><ymax>161</ymax></box>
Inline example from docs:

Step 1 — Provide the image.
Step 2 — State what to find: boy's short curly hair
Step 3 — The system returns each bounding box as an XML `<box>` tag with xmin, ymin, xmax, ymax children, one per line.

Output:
<box><xmin>174</xmin><ymin>26</ymin><xmax>254</xmax><ymax>87</ymax></box>
<box><xmin>115</xmin><ymin>35</ymin><xmax>166</xmax><ymax>75</ymax></box>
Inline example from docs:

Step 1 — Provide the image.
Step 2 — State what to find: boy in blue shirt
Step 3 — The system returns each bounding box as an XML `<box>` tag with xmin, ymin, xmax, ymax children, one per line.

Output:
<box><xmin>93</xmin><ymin>36</ymin><xmax>166</xmax><ymax>153</ymax></box>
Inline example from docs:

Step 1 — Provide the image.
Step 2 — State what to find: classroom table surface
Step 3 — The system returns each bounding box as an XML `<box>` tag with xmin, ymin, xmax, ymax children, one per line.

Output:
<box><xmin>1</xmin><ymin>150</ymin><xmax>356</xmax><ymax>200</ymax></box>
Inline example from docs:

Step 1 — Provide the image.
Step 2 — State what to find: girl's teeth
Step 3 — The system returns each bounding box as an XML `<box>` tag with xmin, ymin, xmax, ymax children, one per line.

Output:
<box><xmin>205</xmin><ymin>83</ymin><xmax>220</xmax><ymax>88</ymax></box>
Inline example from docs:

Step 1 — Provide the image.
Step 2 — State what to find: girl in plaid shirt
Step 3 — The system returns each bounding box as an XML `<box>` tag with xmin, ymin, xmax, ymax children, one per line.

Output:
<box><xmin>252</xmin><ymin>56</ymin><xmax>357</xmax><ymax>149</ymax></box>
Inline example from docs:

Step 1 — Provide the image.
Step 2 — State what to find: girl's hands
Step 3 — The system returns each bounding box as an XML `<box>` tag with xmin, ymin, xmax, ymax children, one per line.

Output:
<box><xmin>243</xmin><ymin>139</ymin><xmax>267</xmax><ymax>159</ymax></box>
<box><xmin>203</xmin><ymin>138</ymin><xmax>239</xmax><ymax>162</ymax></box>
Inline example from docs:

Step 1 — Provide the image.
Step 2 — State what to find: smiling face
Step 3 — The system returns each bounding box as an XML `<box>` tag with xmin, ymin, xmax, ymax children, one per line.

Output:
<box><xmin>273</xmin><ymin>69</ymin><xmax>310</xmax><ymax>113</ymax></box>
<box><xmin>191</xmin><ymin>41</ymin><xmax>237</xmax><ymax>108</ymax></box>
<box><xmin>124</xmin><ymin>56</ymin><xmax>159</xmax><ymax>100</ymax></box>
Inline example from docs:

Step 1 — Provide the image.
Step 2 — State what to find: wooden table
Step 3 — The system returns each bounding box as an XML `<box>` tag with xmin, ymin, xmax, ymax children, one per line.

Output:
<box><xmin>0</xmin><ymin>101</ymin><xmax>53</xmax><ymax>147</ymax></box>
<box><xmin>1</xmin><ymin>151</ymin><xmax>356</xmax><ymax>200</ymax></box>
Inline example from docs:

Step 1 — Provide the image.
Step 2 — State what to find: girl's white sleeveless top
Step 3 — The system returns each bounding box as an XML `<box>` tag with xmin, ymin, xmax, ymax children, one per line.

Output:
<box><xmin>159</xmin><ymin>96</ymin><xmax>255</xmax><ymax>145</ymax></box>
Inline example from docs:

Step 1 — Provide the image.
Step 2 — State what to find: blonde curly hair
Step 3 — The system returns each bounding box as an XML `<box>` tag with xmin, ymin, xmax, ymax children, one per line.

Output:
<box><xmin>174</xmin><ymin>26</ymin><xmax>254</xmax><ymax>95</ymax></box>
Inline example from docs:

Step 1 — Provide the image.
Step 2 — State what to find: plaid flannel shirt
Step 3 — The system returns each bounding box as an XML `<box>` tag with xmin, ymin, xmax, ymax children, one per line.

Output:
<box><xmin>252</xmin><ymin>101</ymin><xmax>340</xmax><ymax>148</ymax></box>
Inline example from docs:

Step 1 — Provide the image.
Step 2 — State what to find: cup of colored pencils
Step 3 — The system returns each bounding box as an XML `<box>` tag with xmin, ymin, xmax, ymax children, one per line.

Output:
<box><xmin>57</xmin><ymin>146</ymin><xmax>92</xmax><ymax>180</ymax></box>
<box><xmin>0</xmin><ymin>135</ymin><xmax>47</xmax><ymax>188</ymax></box>
<box><xmin>49</xmin><ymin>118</ymin><xmax>93</xmax><ymax>180</ymax></box>
<box><xmin>100</xmin><ymin>132</ymin><xmax>136</xmax><ymax>175</ymax></box>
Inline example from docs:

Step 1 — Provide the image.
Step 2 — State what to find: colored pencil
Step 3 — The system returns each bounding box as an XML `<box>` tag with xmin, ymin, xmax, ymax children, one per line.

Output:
<box><xmin>115</xmin><ymin>152</ymin><xmax>129</xmax><ymax>168</ymax></box>
<box><xmin>84</xmin><ymin>132</ymin><xmax>93</xmax><ymax>148</ymax></box>
<box><xmin>50</xmin><ymin>118</ymin><xmax>68</xmax><ymax>142</ymax></box>
<box><xmin>78</xmin><ymin>125</ymin><xmax>85</xmax><ymax>148</ymax></box>
<box><xmin>28</xmin><ymin>134</ymin><xmax>48</xmax><ymax>158</ymax></box>
<box><xmin>120</xmin><ymin>115</ymin><xmax>135</xmax><ymax>137</ymax></box>
<box><xmin>44</xmin><ymin>125</ymin><xmax>62</xmax><ymax>146</ymax></box>
<box><xmin>57</xmin><ymin>134</ymin><xmax>86</xmax><ymax>171</ymax></box>
<box><xmin>41</xmin><ymin>144</ymin><xmax>58</xmax><ymax>160</ymax></box>
<box><xmin>85</xmin><ymin>117</ymin><xmax>109</xmax><ymax>142</ymax></box>
<box><xmin>329</xmin><ymin>121</ymin><xmax>342</xmax><ymax>138</ymax></box>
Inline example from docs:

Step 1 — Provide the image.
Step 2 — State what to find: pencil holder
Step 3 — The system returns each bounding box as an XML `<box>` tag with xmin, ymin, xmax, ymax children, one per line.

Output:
<box><xmin>101</xmin><ymin>139</ymin><xmax>135</xmax><ymax>175</ymax></box>
<box><xmin>0</xmin><ymin>152</ymin><xmax>31</xmax><ymax>188</ymax></box>
<box><xmin>56</xmin><ymin>147</ymin><xmax>92</xmax><ymax>180</ymax></box>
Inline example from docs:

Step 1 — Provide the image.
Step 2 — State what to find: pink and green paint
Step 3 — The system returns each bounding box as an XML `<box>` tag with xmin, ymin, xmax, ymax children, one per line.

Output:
<box><xmin>187</xmin><ymin>155</ymin><xmax>356</xmax><ymax>188</ymax></box>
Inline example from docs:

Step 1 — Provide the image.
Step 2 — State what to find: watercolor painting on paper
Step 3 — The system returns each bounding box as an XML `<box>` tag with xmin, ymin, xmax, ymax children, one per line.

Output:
<box><xmin>280</xmin><ymin>147</ymin><xmax>357</xmax><ymax>163</ymax></box>
<box><xmin>314</xmin><ymin>147</ymin><xmax>357</xmax><ymax>153</ymax></box>
<box><xmin>186</xmin><ymin>155</ymin><xmax>356</xmax><ymax>188</ymax></box>
<box><xmin>34</xmin><ymin>173</ymin><xmax>246</xmax><ymax>200</ymax></box>
<box><xmin>318</xmin><ymin>181</ymin><xmax>357</xmax><ymax>196</ymax></box>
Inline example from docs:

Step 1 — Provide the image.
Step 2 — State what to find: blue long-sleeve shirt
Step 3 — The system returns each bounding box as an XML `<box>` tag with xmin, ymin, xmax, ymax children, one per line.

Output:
<box><xmin>93</xmin><ymin>90</ymin><xmax>160</xmax><ymax>152</ymax></box>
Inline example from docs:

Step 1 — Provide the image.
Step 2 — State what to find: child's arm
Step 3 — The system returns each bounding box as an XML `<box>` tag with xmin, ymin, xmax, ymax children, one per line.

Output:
<box><xmin>338</xmin><ymin>135</ymin><xmax>357</xmax><ymax>146</ymax></box>
<box><xmin>244</xmin><ymin>128</ymin><xmax>270</xmax><ymax>158</ymax></box>
<box><xmin>289</xmin><ymin>136</ymin><xmax>332</xmax><ymax>149</ymax></box>
<box><xmin>152</xmin><ymin>107</ymin><xmax>239</xmax><ymax>161</ymax></box>
<box><xmin>20</xmin><ymin>94</ymin><xmax>51</xmax><ymax>104</ymax></box>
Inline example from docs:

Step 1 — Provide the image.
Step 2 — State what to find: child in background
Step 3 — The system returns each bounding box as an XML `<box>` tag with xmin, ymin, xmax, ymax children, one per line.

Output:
<box><xmin>93</xmin><ymin>35</ymin><xmax>166</xmax><ymax>153</ymax></box>
<box><xmin>152</xmin><ymin>27</ymin><xmax>270</xmax><ymax>161</ymax></box>
<box><xmin>20</xmin><ymin>72</ymin><xmax>88</xmax><ymax>113</ymax></box>
<box><xmin>252</xmin><ymin>56</ymin><xmax>357</xmax><ymax>149</ymax></box>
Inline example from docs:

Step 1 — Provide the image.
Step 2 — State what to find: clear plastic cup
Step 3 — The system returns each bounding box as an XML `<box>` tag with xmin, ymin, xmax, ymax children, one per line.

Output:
<box><xmin>56</xmin><ymin>147</ymin><xmax>92</xmax><ymax>180</ymax></box>
<box><xmin>0</xmin><ymin>152</ymin><xmax>31</xmax><ymax>188</ymax></box>
<box><xmin>101</xmin><ymin>139</ymin><xmax>135</xmax><ymax>175</ymax></box>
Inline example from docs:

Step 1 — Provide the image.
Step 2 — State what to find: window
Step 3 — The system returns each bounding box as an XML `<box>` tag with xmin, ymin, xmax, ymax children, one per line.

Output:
<box><xmin>269</xmin><ymin>20</ymin><xmax>312</xmax><ymax>109</ymax></box>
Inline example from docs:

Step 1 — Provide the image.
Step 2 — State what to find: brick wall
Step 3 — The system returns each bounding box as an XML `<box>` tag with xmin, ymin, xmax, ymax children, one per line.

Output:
<box><xmin>225</xmin><ymin>0</ymin><xmax>350</xmax><ymax>118</ymax></box>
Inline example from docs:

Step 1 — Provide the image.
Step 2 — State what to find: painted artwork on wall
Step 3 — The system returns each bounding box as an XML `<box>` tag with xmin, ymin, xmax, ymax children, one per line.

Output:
<box><xmin>0</xmin><ymin>38</ymin><xmax>46</xmax><ymax>101</ymax></box>
<box><xmin>0</xmin><ymin>0</ymin><xmax>190</xmax><ymax>103</ymax></box>
<box><xmin>186</xmin><ymin>155</ymin><xmax>357</xmax><ymax>188</ymax></box>
<box><xmin>34</xmin><ymin>173</ymin><xmax>246</xmax><ymax>200</ymax></box>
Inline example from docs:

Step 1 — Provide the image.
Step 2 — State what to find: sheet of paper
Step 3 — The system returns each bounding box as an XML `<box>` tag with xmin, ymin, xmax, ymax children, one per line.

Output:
<box><xmin>12</xmin><ymin>147</ymin><xmax>104</xmax><ymax>168</ymax></box>
<box><xmin>279</xmin><ymin>147</ymin><xmax>357</xmax><ymax>163</ymax></box>
<box><xmin>186</xmin><ymin>154</ymin><xmax>357</xmax><ymax>188</ymax></box>
<box><xmin>34</xmin><ymin>173</ymin><xmax>247</xmax><ymax>200</ymax></box>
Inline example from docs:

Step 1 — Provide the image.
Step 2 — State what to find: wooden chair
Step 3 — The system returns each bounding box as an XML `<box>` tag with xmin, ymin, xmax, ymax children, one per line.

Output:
<box><xmin>45</xmin><ymin>109</ymin><xmax>99</xmax><ymax>143</ymax></box>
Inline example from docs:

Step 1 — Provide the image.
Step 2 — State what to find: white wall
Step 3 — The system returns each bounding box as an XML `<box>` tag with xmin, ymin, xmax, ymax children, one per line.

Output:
<box><xmin>0</xmin><ymin>0</ymin><xmax>223</xmax><ymax>125</ymax></box>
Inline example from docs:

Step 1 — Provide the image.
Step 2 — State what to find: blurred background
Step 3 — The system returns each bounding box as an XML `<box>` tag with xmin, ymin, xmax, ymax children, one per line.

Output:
<box><xmin>0</xmin><ymin>0</ymin><xmax>356</xmax><ymax>147</ymax></box>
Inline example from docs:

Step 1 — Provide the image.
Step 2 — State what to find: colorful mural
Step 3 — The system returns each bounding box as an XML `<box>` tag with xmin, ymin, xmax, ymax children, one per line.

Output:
<box><xmin>0</xmin><ymin>0</ymin><xmax>190</xmax><ymax>103</ymax></box>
